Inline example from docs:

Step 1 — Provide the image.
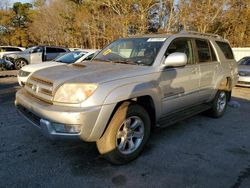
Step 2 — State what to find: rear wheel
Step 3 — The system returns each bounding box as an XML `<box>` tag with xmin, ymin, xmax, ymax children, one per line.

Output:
<box><xmin>207</xmin><ymin>90</ymin><xmax>228</xmax><ymax>118</ymax></box>
<box><xmin>15</xmin><ymin>59</ymin><xmax>28</xmax><ymax>70</ymax></box>
<box><xmin>96</xmin><ymin>102</ymin><xmax>151</xmax><ymax>165</ymax></box>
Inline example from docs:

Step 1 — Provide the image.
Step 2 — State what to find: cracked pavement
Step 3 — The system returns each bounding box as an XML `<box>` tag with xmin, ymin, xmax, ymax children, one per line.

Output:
<box><xmin>0</xmin><ymin>71</ymin><xmax>250</xmax><ymax>188</ymax></box>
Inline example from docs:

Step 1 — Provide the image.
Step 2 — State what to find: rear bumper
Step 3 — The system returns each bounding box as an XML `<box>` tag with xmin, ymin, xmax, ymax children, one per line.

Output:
<box><xmin>15</xmin><ymin>89</ymin><xmax>115</xmax><ymax>141</ymax></box>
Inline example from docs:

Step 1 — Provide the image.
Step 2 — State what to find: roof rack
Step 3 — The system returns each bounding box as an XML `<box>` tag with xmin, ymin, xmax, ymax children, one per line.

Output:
<box><xmin>179</xmin><ymin>30</ymin><xmax>223</xmax><ymax>39</ymax></box>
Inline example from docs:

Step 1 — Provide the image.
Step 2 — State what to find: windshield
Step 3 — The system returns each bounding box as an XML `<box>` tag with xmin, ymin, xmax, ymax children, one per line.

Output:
<box><xmin>93</xmin><ymin>37</ymin><xmax>166</xmax><ymax>66</ymax></box>
<box><xmin>55</xmin><ymin>51</ymin><xmax>87</xmax><ymax>64</ymax></box>
<box><xmin>238</xmin><ymin>57</ymin><xmax>250</xmax><ymax>65</ymax></box>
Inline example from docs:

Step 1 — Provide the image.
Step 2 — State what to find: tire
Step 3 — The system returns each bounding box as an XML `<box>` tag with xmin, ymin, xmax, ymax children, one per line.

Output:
<box><xmin>96</xmin><ymin>102</ymin><xmax>151</xmax><ymax>165</ymax></box>
<box><xmin>207</xmin><ymin>90</ymin><xmax>228</xmax><ymax>118</ymax></box>
<box><xmin>15</xmin><ymin>59</ymin><xmax>28</xmax><ymax>70</ymax></box>
<box><xmin>0</xmin><ymin>64</ymin><xmax>6</xmax><ymax>71</ymax></box>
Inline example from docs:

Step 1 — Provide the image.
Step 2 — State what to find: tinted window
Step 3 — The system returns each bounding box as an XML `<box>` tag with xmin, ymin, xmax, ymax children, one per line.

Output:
<box><xmin>195</xmin><ymin>39</ymin><xmax>211</xmax><ymax>63</ymax></box>
<box><xmin>55</xmin><ymin>48</ymin><xmax>67</xmax><ymax>53</ymax></box>
<box><xmin>46</xmin><ymin>47</ymin><xmax>66</xmax><ymax>53</ymax></box>
<box><xmin>165</xmin><ymin>38</ymin><xmax>194</xmax><ymax>65</ymax></box>
<box><xmin>3</xmin><ymin>47</ymin><xmax>22</xmax><ymax>52</ymax></box>
<box><xmin>46</xmin><ymin>47</ymin><xmax>58</xmax><ymax>53</ymax></box>
<box><xmin>216</xmin><ymin>41</ymin><xmax>234</xmax><ymax>59</ymax></box>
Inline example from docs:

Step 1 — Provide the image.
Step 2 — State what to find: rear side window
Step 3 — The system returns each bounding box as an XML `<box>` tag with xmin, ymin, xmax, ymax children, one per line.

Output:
<box><xmin>216</xmin><ymin>41</ymin><xmax>234</xmax><ymax>59</ymax></box>
<box><xmin>195</xmin><ymin>39</ymin><xmax>211</xmax><ymax>63</ymax></box>
<box><xmin>46</xmin><ymin>47</ymin><xmax>58</xmax><ymax>53</ymax></box>
<box><xmin>55</xmin><ymin>48</ymin><xmax>67</xmax><ymax>53</ymax></box>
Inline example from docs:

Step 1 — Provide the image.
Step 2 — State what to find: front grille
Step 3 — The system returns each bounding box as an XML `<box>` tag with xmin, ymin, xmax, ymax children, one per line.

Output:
<box><xmin>17</xmin><ymin>105</ymin><xmax>41</xmax><ymax>126</ymax></box>
<box><xmin>25</xmin><ymin>76</ymin><xmax>54</xmax><ymax>104</ymax></box>
<box><xmin>30</xmin><ymin>76</ymin><xmax>53</xmax><ymax>86</ymax></box>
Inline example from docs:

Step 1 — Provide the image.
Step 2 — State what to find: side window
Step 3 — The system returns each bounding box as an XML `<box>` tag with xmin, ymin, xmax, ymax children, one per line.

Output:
<box><xmin>165</xmin><ymin>38</ymin><xmax>194</xmax><ymax>65</ymax></box>
<box><xmin>215</xmin><ymin>41</ymin><xmax>234</xmax><ymax>59</ymax></box>
<box><xmin>84</xmin><ymin>53</ymin><xmax>95</xmax><ymax>61</ymax></box>
<box><xmin>195</xmin><ymin>39</ymin><xmax>211</xmax><ymax>63</ymax></box>
<box><xmin>55</xmin><ymin>48</ymin><xmax>67</xmax><ymax>53</ymax></box>
<box><xmin>46</xmin><ymin>47</ymin><xmax>58</xmax><ymax>53</ymax></box>
<box><xmin>32</xmin><ymin>47</ymin><xmax>43</xmax><ymax>53</ymax></box>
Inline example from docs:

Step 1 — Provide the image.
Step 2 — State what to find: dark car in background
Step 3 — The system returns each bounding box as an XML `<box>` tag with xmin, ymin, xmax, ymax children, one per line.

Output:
<box><xmin>3</xmin><ymin>46</ymin><xmax>70</xmax><ymax>70</ymax></box>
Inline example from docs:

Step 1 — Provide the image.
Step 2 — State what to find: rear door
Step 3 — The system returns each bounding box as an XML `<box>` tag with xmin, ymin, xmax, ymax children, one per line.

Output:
<box><xmin>195</xmin><ymin>39</ymin><xmax>220</xmax><ymax>101</ymax></box>
<box><xmin>160</xmin><ymin>38</ymin><xmax>201</xmax><ymax>115</ymax></box>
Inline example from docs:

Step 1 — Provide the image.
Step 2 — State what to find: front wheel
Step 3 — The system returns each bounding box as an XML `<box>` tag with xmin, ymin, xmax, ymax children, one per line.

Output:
<box><xmin>96</xmin><ymin>102</ymin><xmax>151</xmax><ymax>165</ymax></box>
<box><xmin>15</xmin><ymin>59</ymin><xmax>28</xmax><ymax>70</ymax></box>
<box><xmin>207</xmin><ymin>90</ymin><xmax>228</xmax><ymax>118</ymax></box>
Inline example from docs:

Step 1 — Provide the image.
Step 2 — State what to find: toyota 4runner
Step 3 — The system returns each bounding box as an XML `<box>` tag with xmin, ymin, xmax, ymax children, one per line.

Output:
<box><xmin>15</xmin><ymin>31</ymin><xmax>238</xmax><ymax>164</ymax></box>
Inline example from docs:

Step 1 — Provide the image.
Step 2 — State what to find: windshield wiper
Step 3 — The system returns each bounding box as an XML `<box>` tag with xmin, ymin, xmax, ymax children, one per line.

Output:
<box><xmin>112</xmin><ymin>60</ymin><xmax>146</xmax><ymax>66</ymax></box>
<box><xmin>92</xmin><ymin>58</ymin><xmax>110</xmax><ymax>62</ymax></box>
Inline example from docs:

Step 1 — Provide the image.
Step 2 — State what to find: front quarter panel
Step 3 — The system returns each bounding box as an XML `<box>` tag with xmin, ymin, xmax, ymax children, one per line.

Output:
<box><xmin>102</xmin><ymin>75</ymin><xmax>162</xmax><ymax>119</ymax></box>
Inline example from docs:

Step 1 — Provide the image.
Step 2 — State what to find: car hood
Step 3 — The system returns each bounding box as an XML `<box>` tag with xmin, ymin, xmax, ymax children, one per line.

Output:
<box><xmin>22</xmin><ymin>61</ymin><xmax>62</xmax><ymax>72</ymax></box>
<box><xmin>31</xmin><ymin>61</ymin><xmax>151</xmax><ymax>87</ymax></box>
<box><xmin>238</xmin><ymin>65</ymin><xmax>250</xmax><ymax>72</ymax></box>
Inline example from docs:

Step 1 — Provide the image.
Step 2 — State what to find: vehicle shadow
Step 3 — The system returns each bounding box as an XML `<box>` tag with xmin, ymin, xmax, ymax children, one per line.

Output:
<box><xmin>0</xmin><ymin>82</ymin><xmax>20</xmax><ymax>104</ymax></box>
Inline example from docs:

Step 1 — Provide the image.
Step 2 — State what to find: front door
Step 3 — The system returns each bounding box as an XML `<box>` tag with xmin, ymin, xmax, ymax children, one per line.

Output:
<box><xmin>160</xmin><ymin>38</ymin><xmax>201</xmax><ymax>115</ymax></box>
<box><xmin>30</xmin><ymin>47</ymin><xmax>43</xmax><ymax>64</ymax></box>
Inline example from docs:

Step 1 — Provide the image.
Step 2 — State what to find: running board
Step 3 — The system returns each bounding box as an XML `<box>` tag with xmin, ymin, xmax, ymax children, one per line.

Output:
<box><xmin>158</xmin><ymin>104</ymin><xmax>211</xmax><ymax>128</ymax></box>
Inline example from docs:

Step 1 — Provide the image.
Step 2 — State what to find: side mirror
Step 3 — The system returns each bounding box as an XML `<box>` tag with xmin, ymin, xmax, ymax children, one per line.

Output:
<box><xmin>163</xmin><ymin>52</ymin><xmax>187</xmax><ymax>68</ymax></box>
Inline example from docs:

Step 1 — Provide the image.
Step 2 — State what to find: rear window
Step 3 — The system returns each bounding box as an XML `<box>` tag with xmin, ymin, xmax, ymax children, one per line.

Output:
<box><xmin>216</xmin><ymin>41</ymin><xmax>234</xmax><ymax>59</ymax></box>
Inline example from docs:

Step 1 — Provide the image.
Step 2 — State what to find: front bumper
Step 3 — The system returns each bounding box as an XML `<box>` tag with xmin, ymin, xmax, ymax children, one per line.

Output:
<box><xmin>15</xmin><ymin>89</ymin><xmax>113</xmax><ymax>141</ymax></box>
<box><xmin>236</xmin><ymin>76</ymin><xmax>250</xmax><ymax>87</ymax></box>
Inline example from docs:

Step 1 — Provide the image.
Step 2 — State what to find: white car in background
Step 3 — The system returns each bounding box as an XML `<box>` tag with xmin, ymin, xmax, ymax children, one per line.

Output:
<box><xmin>0</xmin><ymin>46</ymin><xmax>25</xmax><ymax>59</ymax></box>
<box><xmin>17</xmin><ymin>49</ymin><xmax>98</xmax><ymax>86</ymax></box>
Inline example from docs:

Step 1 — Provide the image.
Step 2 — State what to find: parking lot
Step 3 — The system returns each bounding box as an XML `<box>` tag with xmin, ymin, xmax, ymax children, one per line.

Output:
<box><xmin>0</xmin><ymin>71</ymin><xmax>250</xmax><ymax>188</ymax></box>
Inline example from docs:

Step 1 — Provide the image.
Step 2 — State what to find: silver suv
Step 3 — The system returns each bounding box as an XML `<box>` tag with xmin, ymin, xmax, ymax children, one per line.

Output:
<box><xmin>15</xmin><ymin>31</ymin><xmax>238</xmax><ymax>164</ymax></box>
<box><xmin>4</xmin><ymin>46</ymin><xmax>70</xmax><ymax>70</ymax></box>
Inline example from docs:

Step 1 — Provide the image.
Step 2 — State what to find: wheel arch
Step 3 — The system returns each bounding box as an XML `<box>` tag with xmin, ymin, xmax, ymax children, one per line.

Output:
<box><xmin>99</xmin><ymin>95</ymin><xmax>157</xmax><ymax>139</ymax></box>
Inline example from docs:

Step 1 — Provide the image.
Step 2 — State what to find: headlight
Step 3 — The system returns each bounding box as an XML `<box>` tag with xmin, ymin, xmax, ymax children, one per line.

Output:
<box><xmin>54</xmin><ymin>83</ymin><xmax>98</xmax><ymax>103</ymax></box>
<box><xmin>18</xmin><ymin>70</ymin><xmax>31</xmax><ymax>77</ymax></box>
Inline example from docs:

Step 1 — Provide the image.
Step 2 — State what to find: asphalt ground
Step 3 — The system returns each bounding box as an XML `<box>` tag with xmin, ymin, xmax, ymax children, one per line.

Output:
<box><xmin>0</xmin><ymin>71</ymin><xmax>250</xmax><ymax>188</ymax></box>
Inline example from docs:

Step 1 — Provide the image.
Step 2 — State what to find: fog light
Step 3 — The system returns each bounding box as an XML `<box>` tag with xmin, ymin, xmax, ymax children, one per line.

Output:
<box><xmin>53</xmin><ymin>123</ymin><xmax>81</xmax><ymax>133</ymax></box>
